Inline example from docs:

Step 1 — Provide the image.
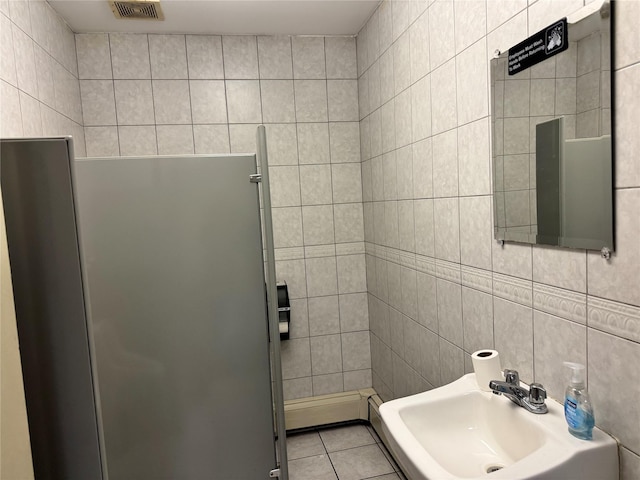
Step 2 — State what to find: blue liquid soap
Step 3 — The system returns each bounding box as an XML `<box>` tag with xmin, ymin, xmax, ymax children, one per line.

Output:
<box><xmin>563</xmin><ymin>362</ymin><xmax>595</xmax><ymax>440</ymax></box>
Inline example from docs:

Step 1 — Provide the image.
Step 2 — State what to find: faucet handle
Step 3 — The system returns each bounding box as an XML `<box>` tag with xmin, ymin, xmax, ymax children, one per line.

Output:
<box><xmin>529</xmin><ymin>383</ymin><xmax>547</xmax><ymax>405</ymax></box>
<box><xmin>504</xmin><ymin>369</ymin><xmax>520</xmax><ymax>386</ymax></box>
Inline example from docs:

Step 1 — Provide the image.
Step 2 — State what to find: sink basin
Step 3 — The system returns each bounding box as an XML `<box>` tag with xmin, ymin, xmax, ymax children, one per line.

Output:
<box><xmin>379</xmin><ymin>374</ymin><xmax>618</xmax><ymax>480</ymax></box>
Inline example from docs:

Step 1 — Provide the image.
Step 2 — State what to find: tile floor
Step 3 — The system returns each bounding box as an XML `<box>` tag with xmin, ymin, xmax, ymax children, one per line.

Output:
<box><xmin>286</xmin><ymin>422</ymin><xmax>407</xmax><ymax>480</ymax></box>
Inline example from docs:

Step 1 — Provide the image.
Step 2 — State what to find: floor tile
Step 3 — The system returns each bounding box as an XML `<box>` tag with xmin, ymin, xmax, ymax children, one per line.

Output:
<box><xmin>289</xmin><ymin>454</ymin><xmax>338</xmax><ymax>480</ymax></box>
<box><xmin>287</xmin><ymin>431</ymin><xmax>326</xmax><ymax>460</ymax></box>
<box><xmin>363</xmin><ymin>474</ymin><xmax>402</xmax><ymax>480</ymax></box>
<box><xmin>329</xmin><ymin>444</ymin><xmax>395</xmax><ymax>480</ymax></box>
<box><xmin>320</xmin><ymin>424</ymin><xmax>376</xmax><ymax>452</ymax></box>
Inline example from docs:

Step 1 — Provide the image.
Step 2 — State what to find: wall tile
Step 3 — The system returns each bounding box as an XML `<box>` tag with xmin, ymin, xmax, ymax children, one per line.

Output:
<box><xmin>294</xmin><ymin>80</ymin><xmax>328</xmax><ymax>122</ymax></box>
<box><xmin>265</xmin><ymin>123</ymin><xmax>298</xmax><ymax>165</ymax></box>
<box><xmin>332</xmin><ymin>163</ymin><xmax>362</xmax><ymax>204</ymax></box>
<box><xmin>308</xmin><ymin>295</ymin><xmax>340</xmax><ymax>336</ymax></box>
<box><xmin>439</xmin><ymin>338</ymin><xmax>464</xmax><ymax>386</ymax></box>
<box><xmin>329</xmin><ymin>122</ymin><xmax>360</xmax><ymax>163</ymax></box>
<box><xmin>189</xmin><ymin>80</ymin><xmax>227</xmax><ymax>124</ymax></box>
<box><xmin>494</xmin><ymin>297</ymin><xmax>533</xmax><ymax>382</ymax></box>
<box><xmin>428</xmin><ymin>0</ymin><xmax>455</xmax><ymax>70</ymax></box>
<box><xmin>343</xmin><ymin>369</ymin><xmax>372</xmax><ymax>391</ymax></box>
<box><xmin>8</xmin><ymin>0</ymin><xmax>31</xmax><ymax>36</ymax></box>
<box><xmin>148</xmin><ymin>35</ymin><xmax>187</xmax><ymax>79</ymax></box>
<box><xmin>614</xmin><ymin>64</ymin><xmax>640</xmax><ymax>189</ymax></box>
<box><xmin>492</xmin><ymin>241</ymin><xmax>532</xmax><ymax>280</ymax></box>
<box><xmin>414</xmin><ymin>199</ymin><xmax>435</xmax><ymax>257</ymax></box>
<box><xmin>269</xmin><ymin>165</ymin><xmax>301</xmax><ymax>207</ymax></box>
<box><xmin>306</xmin><ymin>257</ymin><xmax>338</xmax><ymax>297</ymax></box>
<box><xmin>152</xmin><ymin>80</ymin><xmax>191</xmax><ymax>124</ymax></box>
<box><xmin>226</xmin><ymin>80</ymin><xmax>262</xmax><ymax>123</ymax></box>
<box><xmin>0</xmin><ymin>13</ymin><xmax>17</xmax><ymax>87</ymax></box>
<box><xmin>33</xmin><ymin>45</ymin><xmax>55</xmax><ymax>107</ymax></box>
<box><xmin>393</xmin><ymin>31</ymin><xmax>411</xmax><ymax>95</ymax></box>
<box><xmin>117</xmin><ymin>126</ymin><xmax>157</xmax><ymax>156</ymax></box>
<box><xmin>310</xmin><ymin>334</ymin><xmax>343</xmax><ymax>375</ymax></box>
<box><xmin>343</xmin><ymin>331</ymin><xmax>371</xmax><ymax>371</ymax></box>
<box><xmin>289</xmin><ymin>298</ymin><xmax>309</xmax><ymax>340</ymax></box>
<box><xmin>283</xmin><ymin>377</ymin><xmax>312</xmax><ymax>400</ymax></box>
<box><xmin>0</xmin><ymin>80</ymin><xmax>21</xmax><ymax>137</ymax></box>
<box><xmin>80</xmin><ymin>80</ymin><xmax>116</xmax><ymax>126</ymax></box>
<box><xmin>300</xmin><ymin>164</ymin><xmax>332</xmax><ymax>205</ymax></box>
<box><xmin>302</xmin><ymin>205</ymin><xmax>335</xmax><ymax>246</ymax></box>
<box><xmin>312</xmin><ymin>373</ymin><xmax>344</xmax><ymax>395</ymax></box>
<box><xmin>462</xmin><ymin>287</ymin><xmax>494</xmax><ymax>354</ymax></box>
<box><xmin>456</xmin><ymin>38</ymin><xmax>488</xmax><ymax>126</ymax></box>
<box><xmin>258</xmin><ymin>36</ymin><xmax>293</xmax><ymax>79</ymax></box>
<box><xmin>588</xmin><ymin>329</ymin><xmax>640</xmax><ymax>453</ymax></box>
<box><xmin>587</xmin><ymin>188</ymin><xmax>640</xmax><ymax>306</ymax></box>
<box><xmin>533</xmin><ymin>310</ymin><xmax>586</xmax><ymax>402</ymax></box>
<box><xmin>337</xmin><ymin>254</ymin><xmax>367</xmax><ymax>294</ymax></box>
<box><xmin>229</xmin><ymin>123</ymin><xmax>261</xmax><ymax>153</ymax></box>
<box><xmin>454</xmin><ymin>0</ymin><xmax>486</xmax><ymax>54</ymax></box>
<box><xmin>430</xmin><ymin>59</ymin><xmax>457</xmax><ymax>134</ymax></box>
<box><xmin>76</xmin><ymin>33</ymin><xmax>112</xmax><ymax>79</ymax></box>
<box><xmin>378</xmin><ymin>0</ymin><xmax>393</xmax><ymax>54</ymax></box>
<box><xmin>394</xmin><ymin>88</ymin><xmax>412</xmax><ymax>148</ymax></box>
<box><xmin>409</xmin><ymin>11</ymin><xmax>430</xmax><ymax>83</ymax></box>
<box><xmin>193</xmin><ymin>124</ymin><xmax>230</xmax><ymax>154</ymax></box>
<box><xmin>12</xmin><ymin>24</ymin><xmax>37</xmax><ymax>97</ymax></box>
<box><xmin>292</xmin><ymin>36</ymin><xmax>326</xmax><ymax>79</ymax></box>
<box><xmin>328</xmin><ymin>80</ymin><xmax>359</xmax><ymax>122</ymax></box>
<box><xmin>432</xmin><ymin>129</ymin><xmax>458</xmax><ymax>198</ymax></box>
<box><xmin>434</xmin><ymin>198</ymin><xmax>460</xmax><ymax>263</ymax></box>
<box><xmin>297</xmin><ymin>123</ymin><xmax>330</xmax><ymax>164</ymax></box>
<box><xmin>411</xmin><ymin>74</ymin><xmax>431</xmax><ymax>142</ymax></box>
<box><xmin>339</xmin><ymin>293</ymin><xmax>369</xmax><ymax>332</ymax></box>
<box><xmin>437</xmin><ymin>279</ymin><xmax>463</xmax><ymax>347</ymax></box>
<box><xmin>85</xmin><ymin>126</ymin><xmax>119</xmax><ymax>157</ymax></box>
<box><xmin>325</xmin><ymin>37</ymin><xmax>357</xmax><ymax>79</ymax></box>
<box><xmin>281</xmin><ymin>338</ymin><xmax>312</xmax><ymax>379</ymax></box>
<box><xmin>380</xmin><ymin>101</ymin><xmax>396</xmax><ymax>154</ymax></box>
<box><xmin>222</xmin><ymin>36</ymin><xmax>258</xmax><ymax>79</ymax></box>
<box><xmin>397</xmin><ymin>200</ymin><xmax>415</xmax><ymax>253</ymax></box>
<box><xmin>614</xmin><ymin>0</ymin><xmax>640</xmax><ymax>70</ymax></box>
<box><xmin>272</xmin><ymin>207</ymin><xmax>303</xmax><ymax>249</ymax></box>
<box><xmin>114</xmin><ymin>80</ymin><xmax>154</xmax><ymax>125</ymax></box>
<box><xmin>620</xmin><ymin>448</ymin><xmax>640</xmax><ymax>480</ymax></box>
<box><xmin>334</xmin><ymin>203</ymin><xmax>364</xmax><ymax>244</ymax></box>
<box><xmin>186</xmin><ymin>35</ymin><xmax>223</xmax><ymax>79</ymax></box>
<box><xmin>18</xmin><ymin>90</ymin><xmax>42</xmax><ymax>136</ymax></box>
<box><xmin>261</xmin><ymin>80</ymin><xmax>295</xmax><ymax>123</ymax></box>
<box><xmin>532</xmin><ymin>245</ymin><xmax>586</xmax><ymax>293</ymax></box>
<box><xmin>459</xmin><ymin>196</ymin><xmax>492</xmax><ymax>271</ymax></box>
<box><xmin>413</xmin><ymin>138</ymin><xmax>433</xmax><ymax>199</ymax></box>
<box><xmin>379</xmin><ymin>48</ymin><xmax>395</xmax><ymax>104</ymax></box>
<box><xmin>486</xmin><ymin>0</ymin><xmax>527</xmax><ymax>33</ymax></box>
<box><xmin>276</xmin><ymin>259</ymin><xmax>307</xmax><ymax>299</ymax></box>
<box><xmin>457</xmin><ymin>117</ymin><xmax>492</xmax><ymax>196</ymax></box>
<box><xmin>156</xmin><ymin>124</ymin><xmax>194</xmax><ymax>154</ymax></box>
<box><xmin>396</xmin><ymin>145</ymin><xmax>413</xmax><ymax>200</ymax></box>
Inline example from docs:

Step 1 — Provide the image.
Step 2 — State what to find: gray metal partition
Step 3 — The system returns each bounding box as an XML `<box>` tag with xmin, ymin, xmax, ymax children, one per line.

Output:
<box><xmin>73</xmin><ymin>154</ymin><xmax>278</xmax><ymax>479</ymax></box>
<box><xmin>1</xmin><ymin>138</ymin><xmax>103</xmax><ymax>480</ymax></box>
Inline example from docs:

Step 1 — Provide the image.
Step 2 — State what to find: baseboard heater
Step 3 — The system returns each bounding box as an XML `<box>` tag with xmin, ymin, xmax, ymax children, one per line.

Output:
<box><xmin>284</xmin><ymin>389</ymin><xmax>391</xmax><ymax>454</ymax></box>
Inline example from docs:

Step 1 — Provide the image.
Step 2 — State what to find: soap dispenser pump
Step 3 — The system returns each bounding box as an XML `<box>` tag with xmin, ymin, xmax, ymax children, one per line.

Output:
<box><xmin>563</xmin><ymin>362</ymin><xmax>595</xmax><ymax>440</ymax></box>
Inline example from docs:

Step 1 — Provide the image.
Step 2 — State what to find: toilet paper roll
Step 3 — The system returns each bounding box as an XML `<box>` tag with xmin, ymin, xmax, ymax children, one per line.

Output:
<box><xmin>279</xmin><ymin>322</ymin><xmax>289</xmax><ymax>334</ymax></box>
<box><xmin>471</xmin><ymin>350</ymin><xmax>503</xmax><ymax>392</ymax></box>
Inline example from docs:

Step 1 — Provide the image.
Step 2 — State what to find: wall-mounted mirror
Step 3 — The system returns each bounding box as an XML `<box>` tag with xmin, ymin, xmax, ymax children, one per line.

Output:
<box><xmin>491</xmin><ymin>0</ymin><xmax>613</xmax><ymax>252</ymax></box>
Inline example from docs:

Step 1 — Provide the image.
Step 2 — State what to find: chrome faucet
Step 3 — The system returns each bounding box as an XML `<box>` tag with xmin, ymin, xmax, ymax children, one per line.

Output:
<box><xmin>489</xmin><ymin>369</ymin><xmax>548</xmax><ymax>414</ymax></box>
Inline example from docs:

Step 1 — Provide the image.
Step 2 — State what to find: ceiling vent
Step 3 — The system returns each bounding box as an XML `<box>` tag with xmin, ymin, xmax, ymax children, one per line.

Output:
<box><xmin>109</xmin><ymin>0</ymin><xmax>164</xmax><ymax>20</ymax></box>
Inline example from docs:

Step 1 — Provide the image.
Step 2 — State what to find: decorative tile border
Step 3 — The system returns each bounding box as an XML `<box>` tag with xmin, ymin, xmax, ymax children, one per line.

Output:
<box><xmin>336</xmin><ymin>242</ymin><xmax>365</xmax><ymax>256</ymax></box>
<box><xmin>533</xmin><ymin>283</ymin><xmax>586</xmax><ymax>325</ymax></box>
<box><xmin>304</xmin><ymin>245</ymin><xmax>336</xmax><ymax>258</ymax></box>
<box><xmin>398</xmin><ymin>250</ymin><xmax>416</xmax><ymax>268</ymax></box>
<box><xmin>274</xmin><ymin>247</ymin><xmax>305</xmax><ymax>261</ymax></box>
<box><xmin>493</xmin><ymin>273</ymin><xmax>533</xmax><ymax>307</ymax></box>
<box><xmin>415</xmin><ymin>254</ymin><xmax>436</xmax><ymax>276</ymax></box>
<box><xmin>436</xmin><ymin>259</ymin><xmax>461</xmax><ymax>284</ymax></box>
<box><xmin>588</xmin><ymin>296</ymin><xmax>640</xmax><ymax>343</ymax></box>
<box><xmin>461</xmin><ymin>265</ymin><xmax>493</xmax><ymax>294</ymax></box>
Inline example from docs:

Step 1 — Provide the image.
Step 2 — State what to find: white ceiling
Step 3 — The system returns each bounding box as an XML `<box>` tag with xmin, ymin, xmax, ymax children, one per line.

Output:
<box><xmin>49</xmin><ymin>0</ymin><xmax>380</xmax><ymax>36</ymax></box>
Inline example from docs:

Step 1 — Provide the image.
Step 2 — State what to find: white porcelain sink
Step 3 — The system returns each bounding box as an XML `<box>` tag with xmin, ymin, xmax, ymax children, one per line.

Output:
<box><xmin>379</xmin><ymin>374</ymin><xmax>618</xmax><ymax>480</ymax></box>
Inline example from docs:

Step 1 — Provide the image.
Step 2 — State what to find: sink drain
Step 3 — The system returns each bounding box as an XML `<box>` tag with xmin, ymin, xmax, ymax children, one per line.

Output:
<box><xmin>486</xmin><ymin>464</ymin><xmax>504</xmax><ymax>474</ymax></box>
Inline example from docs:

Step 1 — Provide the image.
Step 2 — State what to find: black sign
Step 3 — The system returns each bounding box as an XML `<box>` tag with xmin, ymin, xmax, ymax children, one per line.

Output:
<box><xmin>508</xmin><ymin>18</ymin><xmax>568</xmax><ymax>75</ymax></box>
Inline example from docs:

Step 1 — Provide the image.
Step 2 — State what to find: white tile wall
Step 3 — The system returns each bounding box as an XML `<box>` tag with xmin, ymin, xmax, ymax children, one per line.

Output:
<box><xmin>0</xmin><ymin>0</ymin><xmax>84</xmax><ymax>153</ymax></box>
<box><xmin>76</xmin><ymin>33</ymin><xmax>369</xmax><ymax>401</ymax></box>
<box><xmin>359</xmin><ymin>1</ymin><xmax>640</xmax><ymax>475</ymax></box>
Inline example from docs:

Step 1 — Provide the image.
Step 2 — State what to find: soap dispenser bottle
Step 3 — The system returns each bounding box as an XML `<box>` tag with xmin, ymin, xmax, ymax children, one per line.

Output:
<box><xmin>563</xmin><ymin>362</ymin><xmax>595</xmax><ymax>440</ymax></box>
